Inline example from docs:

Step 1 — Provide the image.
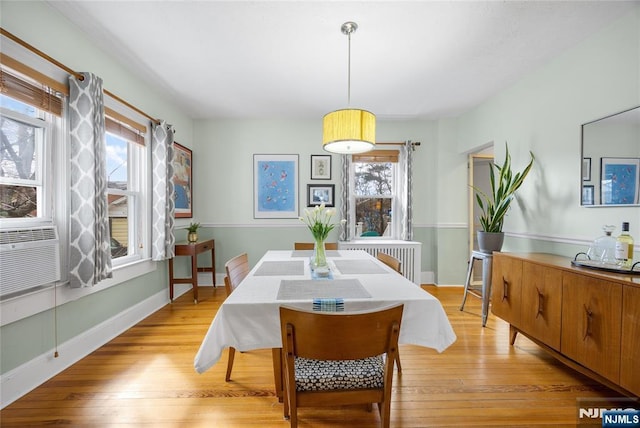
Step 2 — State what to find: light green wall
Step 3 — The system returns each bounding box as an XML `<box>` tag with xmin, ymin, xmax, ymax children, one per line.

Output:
<box><xmin>456</xmin><ymin>6</ymin><xmax>640</xmax><ymax>259</ymax></box>
<box><xmin>192</xmin><ymin>118</ymin><xmax>463</xmax><ymax>281</ymax></box>
<box><xmin>0</xmin><ymin>268</ymin><xmax>167</xmax><ymax>372</ymax></box>
<box><xmin>0</xmin><ymin>1</ymin><xmax>190</xmax><ymax>374</ymax></box>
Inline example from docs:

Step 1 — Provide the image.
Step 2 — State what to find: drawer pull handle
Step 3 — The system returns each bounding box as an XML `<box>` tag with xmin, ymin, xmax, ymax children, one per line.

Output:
<box><xmin>535</xmin><ymin>287</ymin><xmax>544</xmax><ymax>318</ymax></box>
<box><xmin>583</xmin><ymin>304</ymin><xmax>593</xmax><ymax>340</ymax></box>
<box><xmin>501</xmin><ymin>278</ymin><xmax>509</xmax><ymax>302</ymax></box>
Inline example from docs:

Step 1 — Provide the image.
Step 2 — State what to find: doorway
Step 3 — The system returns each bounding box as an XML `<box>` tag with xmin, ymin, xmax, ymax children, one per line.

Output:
<box><xmin>468</xmin><ymin>150</ymin><xmax>494</xmax><ymax>282</ymax></box>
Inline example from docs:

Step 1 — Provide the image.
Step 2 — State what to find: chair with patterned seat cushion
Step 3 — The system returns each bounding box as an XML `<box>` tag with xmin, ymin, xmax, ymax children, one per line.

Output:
<box><xmin>279</xmin><ymin>304</ymin><xmax>403</xmax><ymax>428</ymax></box>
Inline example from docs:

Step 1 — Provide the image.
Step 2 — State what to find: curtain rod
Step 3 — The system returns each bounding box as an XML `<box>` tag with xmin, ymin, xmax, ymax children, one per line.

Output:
<box><xmin>379</xmin><ymin>141</ymin><xmax>421</xmax><ymax>147</ymax></box>
<box><xmin>0</xmin><ymin>27</ymin><xmax>161</xmax><ymax>125</ymax></box>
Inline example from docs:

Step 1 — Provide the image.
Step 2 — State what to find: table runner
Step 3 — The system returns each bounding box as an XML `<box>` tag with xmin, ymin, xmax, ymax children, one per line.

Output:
<box><xmin>333</xmin><ymin>259</ymin><xmax>388</xmax><ymax>274</ymax></box>
<box><xmin>277</xmin><ymin>278</ymin><xmax>371</xmax><ymax>300</ymax></box>
<box><xmin>253</xmin><ymin>260</ymin><xmax>304</xmax><ymax>276</ymax></box>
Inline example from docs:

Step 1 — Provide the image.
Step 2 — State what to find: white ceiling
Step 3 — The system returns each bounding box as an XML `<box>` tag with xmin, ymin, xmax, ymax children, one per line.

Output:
<box><xmin>47</xmin><ymin>1</ymin><xmax>636</xmax><ymax>121</ymax></box>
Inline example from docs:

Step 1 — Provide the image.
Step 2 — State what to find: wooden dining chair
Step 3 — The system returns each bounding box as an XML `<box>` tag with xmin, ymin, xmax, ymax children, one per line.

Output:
<box><xmin>376</xmin><ymin>252</ymin><xmax>401</xmax><ymax>274</ymax></box>
<box><xmin>293</xmin><ymin>242</ymin><xmax>338</xmax><ymax>250</ymax></box>
<box><xmin>376</xmin><ymin>252</ymin><xmax>403</xmax><ymax>373</ymax></box>
<box><xmin>279</xmin><ymin>304</ymin><xmax>403</xmax><ymax>428</ymax></box>
<box><xmin>223</xmin><ymin>253</ymin><xmax>250</xmax><ymax>382</ymax></box>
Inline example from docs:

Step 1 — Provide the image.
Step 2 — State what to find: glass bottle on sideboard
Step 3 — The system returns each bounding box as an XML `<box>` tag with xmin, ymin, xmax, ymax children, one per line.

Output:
<box><xmin>615</xmin><ymin>222</ymin><xmax>634</xmax><ymax>269</ymax></box>
<box><xmin>588</xmin><ymin>225</ymin><xmax>617</xmax><ymax>265</ymax></box>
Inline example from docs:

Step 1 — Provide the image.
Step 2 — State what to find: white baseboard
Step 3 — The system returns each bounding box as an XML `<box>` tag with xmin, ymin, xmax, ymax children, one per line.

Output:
<box><xmin>197</xmin><ymin>271</ymin><xmax>223</xmax><ymax>286</ymax></box>
<box><xmin>0</xmin><ymin>286</ymin><xmax>185</xmax><ymax>409</ymax></box>
<box><xmin>420</xmin><ymin>271</ymin><xmax>435</xmax><ymax>284</ymax></box>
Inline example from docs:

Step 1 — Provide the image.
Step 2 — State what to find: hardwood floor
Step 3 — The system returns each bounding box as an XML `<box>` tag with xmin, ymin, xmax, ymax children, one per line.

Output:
<box><xmin>1</xmin><ymin>286</ymin><xmax>620</xmax><ymax>427</ymax></box>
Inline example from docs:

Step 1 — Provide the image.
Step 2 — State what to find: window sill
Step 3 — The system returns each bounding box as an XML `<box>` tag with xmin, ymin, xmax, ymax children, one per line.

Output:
<box><xmin>1</xmin><ymin>258</ymin><xmax>157</xmax><ymax>327</ymax></box>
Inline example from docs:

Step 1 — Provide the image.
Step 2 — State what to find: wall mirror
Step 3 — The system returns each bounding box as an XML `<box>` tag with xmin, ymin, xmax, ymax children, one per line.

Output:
<box><xmin>581</xmin><ymin>106</ymin><xmax>640</xmax><ymax>206</ymax></box>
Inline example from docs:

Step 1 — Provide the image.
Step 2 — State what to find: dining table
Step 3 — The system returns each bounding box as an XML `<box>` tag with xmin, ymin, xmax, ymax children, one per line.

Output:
<box><xmin>193</xmin><ymin>249</ymin><xmax>457</xmax><ymax>395</ymax></box>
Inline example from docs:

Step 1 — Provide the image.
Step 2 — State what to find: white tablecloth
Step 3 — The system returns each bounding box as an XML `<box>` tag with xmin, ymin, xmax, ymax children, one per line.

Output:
<box><xmin>194</xmin><ymin>250</ymin><xmax>457</xmax><ymax>374</ymax></box>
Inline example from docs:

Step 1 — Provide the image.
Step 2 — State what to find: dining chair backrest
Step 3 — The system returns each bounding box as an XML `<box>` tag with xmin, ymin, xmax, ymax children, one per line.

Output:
<box><xmin>223</xmin><ymin>276</ymin><xmax>232</xmax><ymax>297</ymax></box>
<box><xmin>225</xmin><ymin>253</ymin><xmax>250</xmax><ymax>292</ymax></box>
<box><xmin>377</xmin><ymin>252</ymin><xmax>401</xmax><ymax>274</ymax></box>
<box><xmin>293</xmin><ymin>242</ymin><xmax>338</xmax><ymax>250</ymax></box>
<box><xmin>279</xmin><ymin>304</ymin><xmax>403</xmax><ymax>427</ymax></box>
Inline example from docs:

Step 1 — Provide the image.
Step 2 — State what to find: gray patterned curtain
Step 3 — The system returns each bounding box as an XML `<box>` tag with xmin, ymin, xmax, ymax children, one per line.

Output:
<box><xmin>339</xmin><ymin>154</ymin><xmax>351</xmax><ymax>241</ymax></box>
<box><xmin>399</xmin><ymin>140</ymin><xmax>414</xmax><ymax>240</ymax></box>
<box><xmin>68</xmin><ymin>72</ymin><xmax>112</xmax><ymax>288</ymax></box>
<box><xmin>151</xmin><ymin>122</ymin><xmax>175</xmax><ymax>261</ymax></box>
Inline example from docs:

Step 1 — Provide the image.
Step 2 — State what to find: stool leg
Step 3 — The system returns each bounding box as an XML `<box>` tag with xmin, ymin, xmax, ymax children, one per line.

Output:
<box><xmin>481</xmin><ymin>256</ymin><xmax>493</xmax><ymax>327</ymax></box>
<box><xmin>460</xmin><ymin>256</ymin><xmax>475</xmax><ymax>311</ymax></box>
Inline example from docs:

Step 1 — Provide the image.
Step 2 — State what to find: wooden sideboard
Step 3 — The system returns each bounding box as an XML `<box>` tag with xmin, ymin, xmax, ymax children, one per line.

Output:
<box><xmin>491</xmin><ymin>252</ymin><xmax>640</xmax><ymax>397</ymax></box>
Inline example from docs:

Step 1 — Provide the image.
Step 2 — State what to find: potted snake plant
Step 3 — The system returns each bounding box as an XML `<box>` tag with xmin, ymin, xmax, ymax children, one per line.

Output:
<box><xmin>473</xmin><ymin>143</ymin><xmax>535</xmax><ymax>253</ymax></box>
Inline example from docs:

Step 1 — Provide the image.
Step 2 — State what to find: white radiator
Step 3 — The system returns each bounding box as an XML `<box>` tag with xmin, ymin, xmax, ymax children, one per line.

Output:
<box><xmin>338</xmin><ymin>240</ymin><xmax>422</xmax><ymax>285</ymax></box>
<box><xmin>0</xmin><ymin>226</ymin><xmax>61</xmax><ymax>297</ymax></box>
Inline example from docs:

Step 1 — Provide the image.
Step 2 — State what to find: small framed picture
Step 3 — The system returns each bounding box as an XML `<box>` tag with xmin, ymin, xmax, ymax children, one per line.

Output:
<box><xmin>582</xmin><ymin>157</ymin><xmax>591</xmax><ymax>181</ymax></box>
<box><xmin>307</xmin><ymin>184</ymin><xmax>335</xmax><ymax>207</ymax></box>
<box><xmin>582</xmin><ymin>185</ymin><xmax>594</xmax><ymax>205</ymax></box>
<box><xmin>311</xmin><ymin>154</ymin><xmax>331</xmax><ymax>180</ymax></box>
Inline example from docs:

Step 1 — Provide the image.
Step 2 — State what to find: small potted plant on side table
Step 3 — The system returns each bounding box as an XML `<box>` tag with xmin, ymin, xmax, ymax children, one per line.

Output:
<box><xmin>187</xmin><ymin>222</ymin><xmax>200</xmax><ymax>243</ymax></box>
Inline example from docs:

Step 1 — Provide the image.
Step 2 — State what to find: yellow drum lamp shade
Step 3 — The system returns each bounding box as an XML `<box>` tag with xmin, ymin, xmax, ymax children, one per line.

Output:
<box><xmin>322</xmin><ymin>108</ymin><xmax>375</xmax><ymax>154</ymax></box>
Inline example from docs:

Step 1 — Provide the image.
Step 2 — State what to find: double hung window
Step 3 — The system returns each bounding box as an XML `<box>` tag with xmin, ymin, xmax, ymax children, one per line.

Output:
<box><xmin>0</xmin><ymin>69</ymin><xmax>61</xmax><ymax>223</ymax></box>
<box><xmin>104</xmin><ymin>107</ymin><xmax>148</xmax><ymax>264</ymax></box>
<box><xmin>351</xmin><ymin>150</ymin><xmax>399</xmax><ymax>238</ymax></box>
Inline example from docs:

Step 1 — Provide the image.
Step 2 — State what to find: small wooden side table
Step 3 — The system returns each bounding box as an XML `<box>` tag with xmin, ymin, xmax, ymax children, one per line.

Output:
<box><xmin>168</xmin><ymin>239</ymin><xmax>215</xmax><ymax>303</ymax></box>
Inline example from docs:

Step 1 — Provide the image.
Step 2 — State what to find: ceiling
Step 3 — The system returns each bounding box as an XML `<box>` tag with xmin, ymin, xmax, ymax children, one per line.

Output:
<box><xmin>47</xmin><ymin>1</ymin><xmax>636</xmax><ymax>121</ymax></box>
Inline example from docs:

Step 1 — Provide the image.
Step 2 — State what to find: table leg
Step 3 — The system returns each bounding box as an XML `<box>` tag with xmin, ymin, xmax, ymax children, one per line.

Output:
<box><xmin>168</xmin><ymin>258</ymin><xmax>175</xmax><ymax>301</ymax></box>
<box><xmin>272</xmin><ymin>348</ymin><xmax>283</xmax><ymax>402</ymax></box>
<box><xmin>191</xmin><ymin>255</ymin><xmax>198</xmax><ymax>303</ymax></box>
<box><xmin>210</xmin><ymin>246</ymin><xmax>216</xmax><ymax>289</ymax></box>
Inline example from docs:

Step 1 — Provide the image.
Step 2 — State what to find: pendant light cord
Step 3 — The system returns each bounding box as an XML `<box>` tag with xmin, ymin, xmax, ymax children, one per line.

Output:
<box><xmin>347</xmin><ymin>30</ymin><xmax>352</xmax><ymax>106</ymax></box>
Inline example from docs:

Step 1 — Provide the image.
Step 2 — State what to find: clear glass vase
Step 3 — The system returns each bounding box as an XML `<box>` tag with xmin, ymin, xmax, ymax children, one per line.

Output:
<box><xmin>312</xmin><ymin>238</ymin><xmax>330</xmax><ymax>277</ymax></box>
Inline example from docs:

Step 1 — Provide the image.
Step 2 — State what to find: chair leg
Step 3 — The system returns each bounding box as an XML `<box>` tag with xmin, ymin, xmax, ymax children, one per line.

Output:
<box><xmin>225</xmin><ymin>347</ymin><xmax>236</xmax><ymax>382</ymax></box>
<box><xmin>380</xmin><ymin>399</ymin><xmax>391</xmax><ymax>428</ymax></box>
<box><xmin>395</xmin><ymin>352</ymin><xmax>402</xmax><ymax>374</ymax></box>
<box><xmin>290</xmin><ymin>400</ymin><xmax>298</xmax><ymax>428</ymax></box>
<box><xmin>283</xmin><ymin>375</ymin><xmax>290</xmax><ymax>420</ymax></box>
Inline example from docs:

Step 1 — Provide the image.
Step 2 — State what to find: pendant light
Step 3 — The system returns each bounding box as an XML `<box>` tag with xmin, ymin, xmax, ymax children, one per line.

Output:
<box><xmin>322</xmin><ymin>22</ymin><xmax>375</xmax><ymax>154</ymax></box>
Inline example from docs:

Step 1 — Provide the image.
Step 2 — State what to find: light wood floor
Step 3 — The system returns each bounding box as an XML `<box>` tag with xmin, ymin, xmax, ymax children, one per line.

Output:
<box><xmin>1</xmin><ymin>286</ymin><xmax>620</xmax><ymax>427</ymax></box>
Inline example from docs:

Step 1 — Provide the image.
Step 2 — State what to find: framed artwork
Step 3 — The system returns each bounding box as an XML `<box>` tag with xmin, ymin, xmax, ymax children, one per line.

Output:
<box><xmin>582</xmin><ymin>185</ymin><xmax>594</xmax><ymax>205</ymax></box>
<box><xmin>307</xmin><ymin>184</ymin><xmax>335</xmax><ymax>207</ymax></box>
<box><xmin>582</xmin><ymin>157</ymin><xmax>591</xmax><ymax>181</ymax></box>
<box><xmin>600</xmin><ymin>157</ymin><xmax>640</xmax><ymax>205</ymax></box>
<box><xmin>311</xmin><ymin>154</ymin><xmax>331</xmax><ymax>180</ymax></box>
<box><xmin>253</xmin><ymin>154</ymin><xmax>299</xmax><ymax>218</ymax></box>
<box><xmin>173</xmin><ymin>142</ymin><xmax>193</xmax><ymax>218</ymax></box>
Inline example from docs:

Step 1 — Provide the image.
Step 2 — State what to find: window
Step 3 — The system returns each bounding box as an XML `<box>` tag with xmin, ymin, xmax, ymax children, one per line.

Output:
<box><xmin>105</xmin><ymin>108</ymin><xmax>148</xmax><ymax>264</ymax></box>
<box><xmin>0</xmin><ymin>73</ymin><xmax>59</xmax><ymax>223</ymax></box>
<box><xmin>351</xmin><ymin>150</ymin><xmax>399</xmax><ymax>238</ymax></box>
